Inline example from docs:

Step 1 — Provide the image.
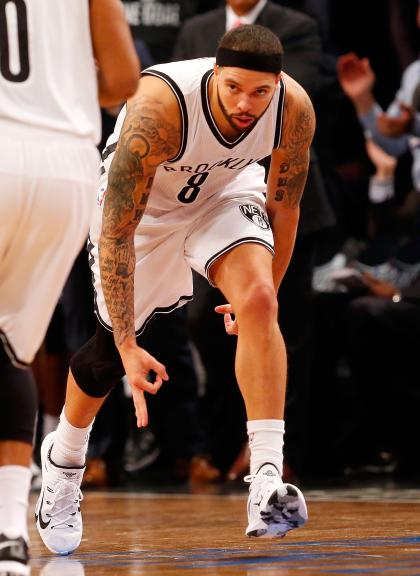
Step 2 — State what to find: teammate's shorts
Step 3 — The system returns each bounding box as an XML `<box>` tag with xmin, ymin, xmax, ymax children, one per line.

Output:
<box><xmin>89</xmin><ymin>164</ymin><xmax>275</xmax><ymax>336</ymax></box>
<box><xmin>0</xmin><ymin>120</ymin><xmax>99</xmax><ymax>367</ymax></box>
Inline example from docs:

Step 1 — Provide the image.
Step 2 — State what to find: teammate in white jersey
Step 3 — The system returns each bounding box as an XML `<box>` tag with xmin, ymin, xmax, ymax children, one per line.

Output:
<box><xmin>0</xmin><ymin>1</ymin><xmax>139</xmax><ymax>574</ymax></box>
<box><xmin>36</xmin><ymin>24</ymin><xmax>315</xmax><ymax>555</ymax></box>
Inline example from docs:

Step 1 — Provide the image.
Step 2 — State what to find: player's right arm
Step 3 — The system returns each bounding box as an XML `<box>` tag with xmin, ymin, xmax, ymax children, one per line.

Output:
<box><xmin>90</xmin><ymin>0</ymin><xmax>140</xmax><ymax>107</ymax></box>
<box><xmin>99</xmin><ymin>76</ymin><xmax>181</xmax><ymax>424</ymax></box>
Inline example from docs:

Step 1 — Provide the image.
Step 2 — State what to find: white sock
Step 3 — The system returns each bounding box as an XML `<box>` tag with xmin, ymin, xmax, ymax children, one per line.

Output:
<box><xmin>247</xmin><ymin>419</ymin><xmax>285</xmax><ymax>477</ymax></box>
<box><xmin>0</xmin><ymin>465</ymin><xmax>31</xmax><ymax>541</ymax></box>
<box><xmin>50</xmin><ymin>409</ymin><xmax>93</xmax><ymax>467</ymax></box>
<box><xmin>42</xmin><ymin>413</ymin><xmax>59</xmax><ymax>441</ymax></box>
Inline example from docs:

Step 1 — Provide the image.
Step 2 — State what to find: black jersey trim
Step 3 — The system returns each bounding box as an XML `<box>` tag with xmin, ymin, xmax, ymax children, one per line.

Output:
<box><xmin>141</xmin><ymin>69</ymin><xmax>188</xmax><ymax>162</ymax></box>
<box><xmin>101</xmin><ymin>141</ymin><xmax>117</xmax><ymax>162</ymax></box>
<box><xmin>204</xmin><ymin>237</ymin><xmax>274</xmax><ymax>283</ymax></box>
<box><xmin>87</xmin><ymin>235</ymin><xmax>101</xmax><ymax>334</ymax></box>
<box><xmin>273</xmin><ymin>76</ymin><xmax>286</xmax><ymax>149</ymax></box>
<box><xmin>94</xmin><ymin>294</ymin><xmax>193</xmax><ymax>337</ymax></box>
<box><xmin>0</xmin><ymin>330</ymin><xmax>29</xmax><ymax>369</ymax></box>
<box><xmin>135</xmin><ymin>295</ymin><xmax>193</xmax><ymax>336</ymax></box>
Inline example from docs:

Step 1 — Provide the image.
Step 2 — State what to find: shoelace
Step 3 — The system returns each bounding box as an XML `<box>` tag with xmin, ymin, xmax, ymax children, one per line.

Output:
<box><xmin>244</xmin><ymin>473</ymin><xmax>282</xmax><ymax>503</ymax></box>
<box><xmin>45</xmin><ymin>481</ymin><xmax>83</xmax><ymax>529</ymax></box>
<box><xmin>244</xmin><ymin>474</ymin><xmax>278</xmax><ymax>484</ymax></box>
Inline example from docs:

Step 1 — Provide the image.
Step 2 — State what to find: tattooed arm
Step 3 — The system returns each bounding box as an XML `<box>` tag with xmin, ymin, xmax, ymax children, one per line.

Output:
<box><xmin>99</xmin><ymin>76</ymin><xmax>180</xmax><ymax>424</ymax></box>
<box><xmin>266</xmin><ymin>76</ymin><xmax>315</xmax><ymax>292</ymax></box>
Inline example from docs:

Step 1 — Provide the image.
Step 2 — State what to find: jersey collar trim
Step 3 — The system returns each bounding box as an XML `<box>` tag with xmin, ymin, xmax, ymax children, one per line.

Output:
<box><xmin>141</xmin><ymin>69</ymin><xmax>188</xmax><ymax>163</ymax></box>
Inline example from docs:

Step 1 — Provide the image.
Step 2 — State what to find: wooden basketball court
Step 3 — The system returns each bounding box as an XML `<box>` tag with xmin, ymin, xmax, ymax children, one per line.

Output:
<box><xmin>28</xmin><ymin>484</ymin><xmax>420</xmax><ymax>575</ymax></box>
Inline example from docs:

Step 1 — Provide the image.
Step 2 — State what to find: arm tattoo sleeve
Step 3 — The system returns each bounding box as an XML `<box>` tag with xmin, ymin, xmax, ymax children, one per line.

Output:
<box><xmin>273</xmin><ymin>96</ymin><xmax>314</xmax><ymax>208</ymax></box>
<box><xmin>99</xmin><ymin>95</ymin><xmax>180</xmax><ymax>347</ymax></box>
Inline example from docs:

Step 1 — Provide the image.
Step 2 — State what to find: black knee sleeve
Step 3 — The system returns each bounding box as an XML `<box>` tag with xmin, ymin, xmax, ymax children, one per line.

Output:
<box><xmin>0</xmin><ymin>345</ymin><xmax>38</xmax><ymax>444</ymax></box>
<box><xmin>70</xmin><ymin>323</ymin><xmax>124</xmax><ymax>398</ymax></box>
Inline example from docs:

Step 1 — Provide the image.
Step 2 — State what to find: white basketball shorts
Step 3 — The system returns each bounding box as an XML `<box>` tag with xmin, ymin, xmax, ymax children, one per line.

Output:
<box><xmin>0</xmin><ymin>121</ymin><xmax>99</xmax><ymax>366</ymax></box>
<box><xmin>89</xmin><ymin>164</ymin><xmax>274</xmax><ymax>336</ymax></box>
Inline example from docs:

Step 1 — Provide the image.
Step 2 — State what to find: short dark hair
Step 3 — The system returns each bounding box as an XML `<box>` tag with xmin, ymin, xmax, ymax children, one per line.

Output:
<box><xmin>218</xmin><ymin>24</ymin><xmax>283</xmax><ymax>57</ymax></box>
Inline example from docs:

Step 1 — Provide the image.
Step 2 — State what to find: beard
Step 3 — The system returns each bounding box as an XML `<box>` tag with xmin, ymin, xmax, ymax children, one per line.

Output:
<box><xmin>217</xmin><ymin>87</ymin><xmax>257</xmax><ymax>135</ymax></box>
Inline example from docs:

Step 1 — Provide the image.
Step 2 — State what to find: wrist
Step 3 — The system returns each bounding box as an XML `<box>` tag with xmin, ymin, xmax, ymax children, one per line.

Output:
<box><xmin>115</xmin><ymin>335</ymin><xmax>137</xmax><ymax>353</ymax></box>
<box><xmin>354</xmin><ymin>93</ymin><xmax>375</xmax><ymax>116</ymax></box>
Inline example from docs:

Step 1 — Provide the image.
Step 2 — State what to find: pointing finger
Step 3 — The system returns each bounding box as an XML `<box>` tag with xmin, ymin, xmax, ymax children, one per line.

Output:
<box><xmin>133</xmin><ymin>389</ymin><xmax>148</xmax><ymax>428</ymax></box>
<box><xmin>215</xmin><ymin>304</ymin><xmax>233</xmax><ymax>314</ymax></box>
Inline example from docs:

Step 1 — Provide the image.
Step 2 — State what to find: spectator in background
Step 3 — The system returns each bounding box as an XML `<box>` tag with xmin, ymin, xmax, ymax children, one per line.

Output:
<box><xmin>336</xmin><ymin>1</ymin><xmax>420</xmax><ymax>194</ymax></box>
<box><xmin>346</xmin><ymin>262</ymin><xmax>420</xmax><ymax>477</ymax></box>
<box><xmin>307</xmin><ymin>132</ymin><xmax>420</xmax><ymax>480</ymax></box>
<box><xmin>344</xmin><ymin>135</ymin><xmax>420</xmax><ymax>476</ymax></box>
<box><xmin>122</xmin><ymin>0</ymin><xmax>202</xmax><ymax>63</ymax></box>
<box><xmin>0</xmin><ymin>0</ymin><xmax>139</xmax><ymax>573</ymax></box>
<box><xmin>388</xmin><ymin>0</ymin><xmax>420</xmax><ymax>72</ymax></box>
<box><xmin>173</xmin><ymin>0</ymin><xmax>335</xmax><ymax>480</ymax></box>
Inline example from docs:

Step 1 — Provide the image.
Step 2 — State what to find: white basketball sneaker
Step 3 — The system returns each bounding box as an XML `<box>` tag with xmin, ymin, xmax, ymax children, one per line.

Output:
<box><xmin>35</xmin><ymin>432</ymin><xmax>85</xmax><ymax>555</ymax></box>
<box><xmin>245</xmin><ymin>464</ymin><xmax>308</xmax><ymax>538</ymax></box>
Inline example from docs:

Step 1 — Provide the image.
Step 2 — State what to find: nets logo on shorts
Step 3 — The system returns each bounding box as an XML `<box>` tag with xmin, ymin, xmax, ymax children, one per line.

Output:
<box><xmin>239</xmin><ymin>204</ymin><xmax>270</xmax><ymax>230</ymax></box>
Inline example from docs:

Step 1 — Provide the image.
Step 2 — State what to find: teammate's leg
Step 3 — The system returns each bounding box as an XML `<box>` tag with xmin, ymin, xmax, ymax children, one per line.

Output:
<box><xmin>0</xmin><ymin>345</ymin><xmax>37</xmax><ymax>575</ymax></box>
<box><xmin>210</xmin><ymin>243</ymin><xmax>307</xmax><ymax>538</ymax></box>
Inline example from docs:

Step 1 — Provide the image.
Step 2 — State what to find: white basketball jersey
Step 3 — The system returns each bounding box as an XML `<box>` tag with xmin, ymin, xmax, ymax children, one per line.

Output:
<box><xmin>0</xmin><ymin>0</ymin><xmax>100</xmax><ymax>143</ymax></box>
<box><xmin>99</xmin><ymin>58</ymin><xmax>285</xmax><ymax>211</ymax></box>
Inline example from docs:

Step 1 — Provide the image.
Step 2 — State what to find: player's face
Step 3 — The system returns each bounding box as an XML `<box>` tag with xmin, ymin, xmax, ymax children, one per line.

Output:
<box><xmin>214</xmin><ymin>66</ymin><xmax>280</xmax><ymax>135</ymax></box>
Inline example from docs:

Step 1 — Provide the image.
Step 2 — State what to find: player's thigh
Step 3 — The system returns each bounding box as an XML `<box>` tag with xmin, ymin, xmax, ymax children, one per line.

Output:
<box><xmin>0</xmin><ymin>173</ymin><xmax>95</xmax><ymax>364</ymax></box>
<box><xmin>185</xmin><ymin>193</ymin><xmax>274</xmax><ymax>285</ymax></box>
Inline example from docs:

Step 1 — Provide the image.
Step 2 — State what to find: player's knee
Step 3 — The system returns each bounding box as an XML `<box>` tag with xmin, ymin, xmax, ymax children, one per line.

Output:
<box><xmin>70</xmin><ymin>335</ymin><xmax>123</xmax><ymax>399</ymax></box>
<box><xmin>238</xmin><ymin>282</ymin><xmax>278</xmax><ymax>324</ymax></box>
<box><xmin>0</xmin><ymin>347</ymin><xmax>37</xmax><ymax>443</ymax></box>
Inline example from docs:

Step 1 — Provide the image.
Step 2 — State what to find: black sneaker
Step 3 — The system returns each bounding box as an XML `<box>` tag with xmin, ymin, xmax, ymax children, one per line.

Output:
<box><xmin>0</xmin><ymin>530</ymin><xmax>29</xmax><ymax>576</ymax></box>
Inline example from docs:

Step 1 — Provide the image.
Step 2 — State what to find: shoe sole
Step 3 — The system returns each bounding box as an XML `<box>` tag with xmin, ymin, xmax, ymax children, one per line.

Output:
<box><xmin>246</xmin><ymin>483</ymin><xmax>308</xmax><ymax>538</ymax></box>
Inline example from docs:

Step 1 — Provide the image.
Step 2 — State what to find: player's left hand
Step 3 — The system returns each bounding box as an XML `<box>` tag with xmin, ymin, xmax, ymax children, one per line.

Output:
<box><xmin>215</xmin><ymin>303</ymin><xmax>238</xmax><ymax>336</ymax></box>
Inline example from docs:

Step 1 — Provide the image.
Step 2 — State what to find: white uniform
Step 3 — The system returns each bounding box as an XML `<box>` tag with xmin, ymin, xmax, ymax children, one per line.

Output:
<box><xmin>91</xmin><ymin>58</ymin><xmax>285</xmax><ymax>335</ymax></box>
<box><xmin>0</xmin><ymin>0</ymin><xmax>100</xmax><ymax>366</ymax></box>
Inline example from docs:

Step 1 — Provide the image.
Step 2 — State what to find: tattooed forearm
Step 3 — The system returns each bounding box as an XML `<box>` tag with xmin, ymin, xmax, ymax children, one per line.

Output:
<box><xmin>99</xmin><ymin>180</ymin><xmax>152</xmax><ymax>346</ymax></box>
<box><xmin>273</xmin><ymin>164</ymin><xmax>309</xmax><ymax>207</ymax></box>
<box><xmin>99</xmin><ymin>238</ymin><xmax>137</xmax><ymax>346</ymax></box>
<box><xmin>272</xmin><ymin>92</ymin><xmax>315</xmax><ymax>208</ymax></box>
<box><xmin>99</xmin><ymin>92</ymin><xmax>180</xmax><ymax>347</ymax></box>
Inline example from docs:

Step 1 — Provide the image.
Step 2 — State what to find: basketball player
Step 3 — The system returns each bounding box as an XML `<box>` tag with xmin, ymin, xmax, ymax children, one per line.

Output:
<box><xmin>0</xmin><ymin>1</ymin><xmax>139</xmax><ymax>574</ymax></box>
<box><xmin>35</xmin><ymin>24</ymin><xmax>314</xmax><ymax>556</ymax></box>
